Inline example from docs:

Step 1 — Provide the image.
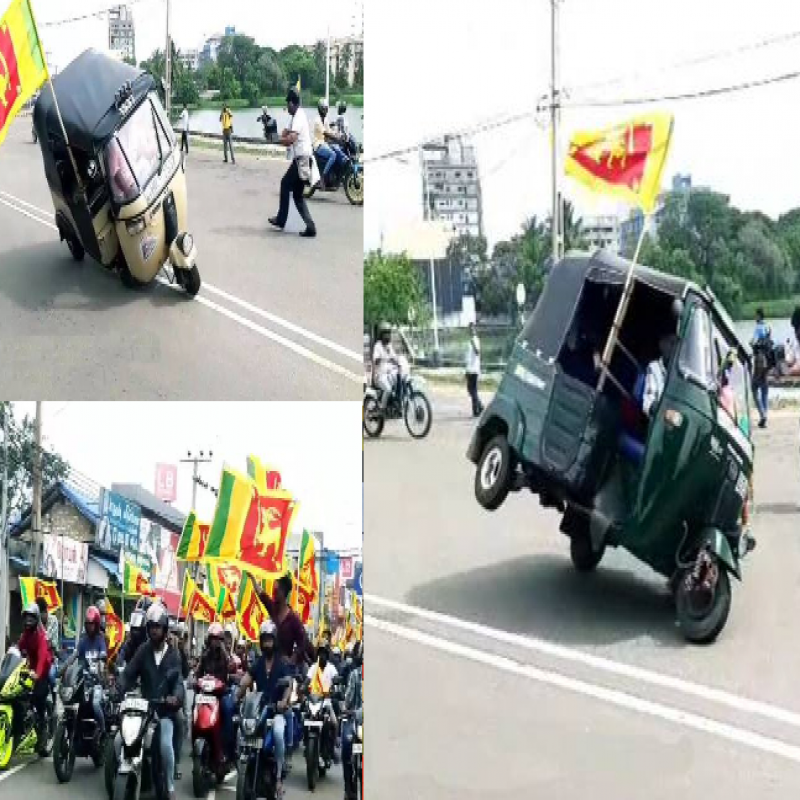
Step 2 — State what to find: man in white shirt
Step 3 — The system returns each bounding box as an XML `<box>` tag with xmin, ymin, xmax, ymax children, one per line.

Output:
<box><xmin>642</xmin><ymin>333</ymin><xmax>675</xmax><ymax>417</ymax></box>
<box><xmin>269</xmin><ymin>87</ymin><xmax>316</xmax><ymax>237</ymax></box>
<box><xmin>465</xmin><ymin>323</ymin><xmax>483</xmax><ymax>417</ymax></box>
<box><xmin>313</xmin><ymin>98</ymin><xmax>344</xmax><ymax>189</ymax></box>
<box><xmin>372</xmin><ymin>322</ymin><xmax>398</xmax><ymax>411</ymax></box>
<box><xmin>177</xmin><ymin>103</ymin><xmax>189</xmax><ymax>157</ymax></box>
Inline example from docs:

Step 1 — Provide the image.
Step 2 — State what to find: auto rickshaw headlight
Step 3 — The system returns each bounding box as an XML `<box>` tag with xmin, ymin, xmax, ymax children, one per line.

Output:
<box><xmin>181</xmin><ymin>234</ymin><xmax>194</xmax><ymax>256</ymax></box>
<box><xmin>126</xmin><ymin>218</ymin><xmax>146</xmax><ymax>235</ymax></box>
<box><xmin>86</xmin><ymin>160</ymin><xmax>98</xmax><ymax>180</ymax></box>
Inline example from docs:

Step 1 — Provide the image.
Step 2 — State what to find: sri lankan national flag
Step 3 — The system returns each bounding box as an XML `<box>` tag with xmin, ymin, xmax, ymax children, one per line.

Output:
<box><xmin>105</xmin><ymin>611</ymin><xmax>124</xmax><ymax>659</ymax></box>
<box><xmin>176</xmin><ymin>511</ymin><xmax>211</xmax><ymax>562</ymax></box>
<box><xmin>0</xmin><ymin>0</ymin><xmax>48</xmax><ymax>148</ymax></box>
<box><xmin>186</xmin><ymin>584</ymin><xmax>216</xmax><ymax>623</ymax></box>
<box><xmin>564</xmin><ymin>113</ymin><xmax>673</xmax><ymax>212</ymax></box>
<box><xmin>123</xmin><ymin>560</ymin><xmax>156</xmax><ymax>597</ymax></box>
<box><xmin>297</xmin><ymin>530</ymin><xmax>318</xmax><ymax>601</ymax></box>
<box><xmin>310</xmin><ymin>666</ymin><xmax>325</xmax><ymax>696</ymax></box>
<box><xmin>19</xmin><ymin>577</ymin><xmax>60</xmax><ymax>611</ymax></box>
<box><xmin>205</xmin><ymin>466</ymin><xmax>296</xmax><ymax>579</ymax></box>
<box><xmin>246</xmin><ymin>455</ymin><xmax>282</xmax><ymax>494</ymax></box>
<box><xmin>180</xmin><ymin>570</ymin><xmax>197</xmax><ymax>617</ymax></box>
<box><xmin>236</xmin><ymin>572</ymin><xmax>269</xmax><ymax>643</ymax></box>
<box><xmin>207</xmin><ymin>564</ymin><xmax>238</xmax><ymax>621</ymax></box>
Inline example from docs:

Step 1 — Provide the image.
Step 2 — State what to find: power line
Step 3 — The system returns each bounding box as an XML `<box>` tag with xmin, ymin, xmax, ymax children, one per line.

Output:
<box><xmin>39</xmin><ymin>0</ymin><xmax>154</xmax><ymax>27</ymax></box>
<box><xmin>562</xmin><ymin>68</ymin><xmax>800</xmax><ymax>109</ymax></box>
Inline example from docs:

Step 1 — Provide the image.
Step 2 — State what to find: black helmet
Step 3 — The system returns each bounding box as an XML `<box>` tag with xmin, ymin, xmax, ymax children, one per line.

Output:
<box><xmin>286</xmin><ymin>86</ymin><xmax>300</xmax><ymax>105</ymax></box>
<box><xmin>22</xmin><ymin>602</ymin><xmax>40</xmax><ymax>630</ymax></box>
<box><xmin>337</xmin><ymin>101</ymin><xmax>346</xmax><ymax>115</ymax></box>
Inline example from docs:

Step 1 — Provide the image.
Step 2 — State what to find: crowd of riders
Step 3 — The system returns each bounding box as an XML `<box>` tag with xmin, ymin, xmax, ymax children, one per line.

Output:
<box><xmin>7</xmin><ymin>571</ymin><xmax>363</xmax><ymax>800</ymax></box>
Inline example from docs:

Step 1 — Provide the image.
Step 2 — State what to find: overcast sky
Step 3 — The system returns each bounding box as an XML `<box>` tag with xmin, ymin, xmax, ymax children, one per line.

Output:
<box><xmin>365</xmin><ymin>0</ymin><xmax>800</xmax><ymax>250</ymax></box>
<box><xmin>31</xmin><ymin>0</ymin><xmax>363</xmax><ymax>73</ymax></box>
<box><xmin>11</xmin><ymin>402</ymin><xmax>362</xmax><ymax>553</ymax></box>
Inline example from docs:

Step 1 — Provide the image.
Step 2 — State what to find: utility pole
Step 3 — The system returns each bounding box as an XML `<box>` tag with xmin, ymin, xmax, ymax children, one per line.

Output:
<box><xmin>0</xmin><ymin>406</ymin><xmax>9</xmax><ymax>656</ymax></box>
<box><xmin>326</xmin><ymin>25</ymin><xmax>330</xmax><ymax>102</ymax></box>
<box><xmin>317</xmin><ymin>531</ymin><xmax>325</xmax><ymax>635</ymax></box>
<box><xmin>165</xmin><ymin>0</ymin><xmax>172</xmax><ymax>120</ymax></box>
<box><xmin>550</xmin><ymin>0</ymin><xmax>561</xmax><ymax>263</ymax></box>
<box><xmin>419</xmin><ymin>145</ymin><xmax>440</xmax><ymax>361</ymax></box>
<box><xmin>180</xmin><ymin>450</ymin><xmax>213</xmax><ymax>656</ymax></box>
<box><xmin>31</xmin><ymin>401</ymin><xmax>42</xmax><ymax>578</ymax></box>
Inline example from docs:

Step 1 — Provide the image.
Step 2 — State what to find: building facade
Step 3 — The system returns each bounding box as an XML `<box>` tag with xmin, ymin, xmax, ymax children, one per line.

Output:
<box><xmin>200</xmin><ymin>34</ymin><xmax>224</xmax><ymax>66</ymax></box>
<box><xmin>109</xmin><ymin>4</ymin><xmax>135</xmax><ymax>63</ymax></box>
<box><xmin>179</xmin><ymin>48</ymin><xmax>200</xmax><ymax>72</ymax></box>
<box><xmin>422</xmin><ymin>136</ymin><xmax>483</xmax><ymax>239</ymax></box>
<box><xmin>330</xmin><ymin>36</ymin><xmax>364</xmax><ymax>88</ymax></box>
<box><xmin>582</xmin><ymin>214</ymin><xmax>621</xmax><ymax>254</ymax></box>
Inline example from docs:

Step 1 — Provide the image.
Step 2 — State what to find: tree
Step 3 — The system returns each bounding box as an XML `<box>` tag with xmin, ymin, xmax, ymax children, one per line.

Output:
<box><xmin>0</xmin><ymin>403</ymin><xmax>69</xmax><ymax>522</ymax></box>
<box><xmin>336</xmin><ymin>44</ymin><xmax>352</xmax><ymax>89</ymax></box>
<box><xmin>353</xmin><ymin>51</ymin><xmax>364</xmax><ymax>88</ymax></box>
<box><xmin>279</xmin><ymin>45</ymin><xmax>318</xmax><ymax>95</ymax></box>
<box><xmin>123</xmin><ymin>56</ymin><xmax>137</xmax><ymax>67</ymax></box>
<box><xmin>364</xmin><ymin>252</ymin><xmax>428</xmax><ymax>328</ymax></box>
<box><xmin>256</xmin><ymin>51</ymin><xmax>285</xmax><ymax>95</ymax></box>
<box><xmin>312</xmin><ymin>41</ymin><xmax>327</xmax><ymax>94</ymax></box>
<box><xmin>173</xmin><ymin>72</ymin><xmax>199</xmax><ymax>105</ymax></box>
<box><xmin>218</xmin><ymin>67</ymin><xmax>241</xmax><ymax>101</ymax></box>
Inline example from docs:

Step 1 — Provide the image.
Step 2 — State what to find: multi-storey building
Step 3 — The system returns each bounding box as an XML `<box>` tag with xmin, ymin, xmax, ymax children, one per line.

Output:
<box><xmin>109</xmin><ymin>4</ymin><xmax>135</xmax><ymax>63</ymax></box>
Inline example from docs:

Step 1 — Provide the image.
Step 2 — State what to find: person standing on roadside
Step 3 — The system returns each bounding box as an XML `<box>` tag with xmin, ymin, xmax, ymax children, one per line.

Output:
<box><xmin>220</xmin><ymin>105</ymin><xmax>235</xmax><ymax>164</ymax></box>
<box><xmin>269</xmin><ymin>87</ymin><xmax>317</xmax><ymax>238</ymax></box>
<box><xmin>465</xmin><ymin>323</ymin><xmax>483</xmax><ymax>417</ymax></box>
<box><xmin>751</xmin><ymin>307</ymin><xmax>771</xmax><ymax>428</ymax></box>
<box><xmin>178</xmin><ymin>103</ymin><xmax>190</xmax><ymax>159</ymax></box>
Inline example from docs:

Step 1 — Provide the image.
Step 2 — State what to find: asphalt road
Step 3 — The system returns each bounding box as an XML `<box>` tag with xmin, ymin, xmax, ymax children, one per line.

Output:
<box><xmin>0</xmin><ymin>746</ymin><xmax>344</xmax><ymax>800</ymax></box>
<box><xmin>0</xmin><ymin>117</ymin><xmax>362</xmax><ymax>400</ymax></box>
<box><xmin>366</xmin><ymin>386</ymin><xmax>800</xmax><ymax>797</ymax></box>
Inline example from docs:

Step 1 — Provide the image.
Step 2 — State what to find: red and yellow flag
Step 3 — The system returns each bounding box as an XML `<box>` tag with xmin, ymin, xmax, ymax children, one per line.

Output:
<box><xmin>564</xmin><ymin>113</ymin><xmax>673</xmax><ymax>212</ymax></box>
<box><xmin>187</xmin><ymin>585</ymin><xmax>216</xmax><ymax>623</ymax></box>
<box><xmin>179</xmin><ymin>570</ymin><xmax>196</xmax><ymax>617</ymax></box>
<box><xmin>246</xmin><ymin>455</ymin><xmax>282</xmax><ymax>494</ymax></box>
<box><xmin>123</xmin><ymin>560</ymin><xmax>156</xmax><ymax>597</ymax></box>
<box><xmin>297</xmin><ymin>530</ymin><xmax>318</xmax><ymax>601</ymax></box>
<box><xmin>0</xmin><ymin>0</ymin><xmax>48</xmax><ymax>148</ymax></box>
<box><xmin>310</xmin><ymin>666</ymin><xmax>325</xmax><ymax>696</ymax></box>
<box><xmin>205</xmin><ymin>467</ymin><xmax>296</xmax><ymax>579</ymax></box>
<box><xmin>19</xmin><ymin>577</ymin><xmax>60</xmax><ymax>611</ymax></box>
<box><xmin>176</xmin><ymin>511</ymin><xmax>211</xmax><ymax>562</ymax></box>
<box><xmin>236</xmin><ymin>572</ymin><xmax>269</xmax><ymax>642</ymax></box>
<box><xmin>105</xmin><ymin>611</ymin><xmax>124</xmax><ymax>658</ymax></box>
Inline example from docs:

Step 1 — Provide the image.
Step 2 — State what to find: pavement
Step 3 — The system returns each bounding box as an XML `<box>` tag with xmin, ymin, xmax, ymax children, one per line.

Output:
<box><xmin>366</xmin><ymin>387</ymin><xmax>800</xmax><ymax>797</ymax></box>
<box><xmin>0</xmin><ymin>746</ymin><xmax>344</xmax><ymax>800</ymax></box>
<box><xmin>0</xmin><ymin>118</ymin><xmax>362</xmax><ymax>399</ymax></box>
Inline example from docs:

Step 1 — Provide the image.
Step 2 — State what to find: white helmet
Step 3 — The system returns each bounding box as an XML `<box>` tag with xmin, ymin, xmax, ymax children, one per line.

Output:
<box><xmin>259</xmin><ymin>620</ymin><xmax>277</xmax><ymax>639</ymax></box>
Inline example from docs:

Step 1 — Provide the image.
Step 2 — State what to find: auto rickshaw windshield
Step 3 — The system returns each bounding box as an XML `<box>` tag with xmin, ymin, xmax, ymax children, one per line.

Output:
<box><xmin>104</xmin><ymin>95</ymin><xmax>173</xmax><ymax>204</ymax></box>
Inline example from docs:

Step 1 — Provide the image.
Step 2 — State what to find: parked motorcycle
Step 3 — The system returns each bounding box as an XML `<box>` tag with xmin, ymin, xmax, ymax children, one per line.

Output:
<box><xmin>304</xmin><ymin>137</ymin><xmax>364</xmax><ymax>206</ymax></box>
<box><xmin>191</xmin><ymin>674</ymin><xmax>235</xmax><ymax>797</ymax></box>
<box><xmin>0</xmin><ymin>647</ymin><xmax>55</xmax><ymax>769</ymax></box>
<box><xmin>236</xmin><ymin>692</ymin><xmax>284</xmax><ymax>800</ymax></box>
<box><xmin>53</xmin><ymin>659</ymin><xmax>107</xmax><ymax>782</ymax></box>
<box><xmin>109</xmin><ymin>694</ymin><xmax>172</xmax><ymax>800</ymax></box>
<box><xmin>363</xmin><ymin>356</ymin><xmax>432</xmax><ymax>439</ymax></box>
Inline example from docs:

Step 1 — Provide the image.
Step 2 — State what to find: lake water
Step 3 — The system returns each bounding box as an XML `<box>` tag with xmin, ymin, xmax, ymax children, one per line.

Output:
<box><xmin>186</xmin><ymin>106</ymin><xmax>363</xmax><ymax>142</ymax></box>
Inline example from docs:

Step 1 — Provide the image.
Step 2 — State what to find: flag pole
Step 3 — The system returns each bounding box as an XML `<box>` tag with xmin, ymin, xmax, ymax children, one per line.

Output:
<box><xmin>26</xmin><ymin>0</ymin><xmax>84</xmax><ymax>193</ymax></box>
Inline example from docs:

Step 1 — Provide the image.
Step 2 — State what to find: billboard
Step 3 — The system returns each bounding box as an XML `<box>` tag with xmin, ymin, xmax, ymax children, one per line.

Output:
<box><xmin>340</xmin><ymin>557</ymin><xmax>354</xmax><ymax>580</ymax></box>
<box><xmin>155</xmin><ymin>463</ymin><xmax>177</xmax><ymax>502</ymax></box>
<box><xmin>96</xmin><ymin>490</ymin><xmax>150</xmax><ymax>574</ymax></box>
<box><xmin>42</xmin><ymin>534</ymin><xmax>88</xmax><ymax>584</ymax></box>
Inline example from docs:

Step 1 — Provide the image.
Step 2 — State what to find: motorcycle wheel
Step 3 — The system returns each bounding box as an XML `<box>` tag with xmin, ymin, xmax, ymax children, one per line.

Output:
<box><xmin>53</xmin><ymin>721</ymin><xmax>76</xmax><ymax>783</ymax></box>
<box><xmin>192</xmin><ymin>748</ymin><xmax>209</xmax><ymax>798</ymax></box>
<box><xmin>236</xmin><ymin>761</ymin><xmax>253</xmax><ymax>800</ymax></box>
<box><xmin>404</xmin><ymin>391</ymin><xmax>432</xmax><ymax>439</ymax></box>
<box><xmin>37</xmin><ymin>708</ymin><xmax>55</xmax><ymax>757</ymax></box>
<box><xmin>675</xmin><ymin>560</ymin><xmax>731</xmax><ymax>644</ymax></box>
<box><xmin>104</xmin><ymin>736</ymin><xmax>117</xmax><ymax>799</ymax></box>
<box><xmin>91</xmin><ymin>731</ymin><xmax>106</xmax><ymax>768</ymax></box>
<box><xmin>0</xmin><ymin>717</ymin><xmax>13</xmax><ymax>770</ymax></box>
<box><xmin>113</xmin><ymin>773</ymin><xmax>136</xmax><ymax>800</ymax></box>
<box><xmin>362</xmin><ymin>396</ymin><xmax>384</xmax><ymax>438</ymax></box>
<box><xmin>344</xmin><ymin>171</ymin><xmax>364</xmax><ymax>206</ymax></box>
<box><xmin>306</xmin><ymin>737</ymin><xmax>319</xmax><ymax>791</ymax></box>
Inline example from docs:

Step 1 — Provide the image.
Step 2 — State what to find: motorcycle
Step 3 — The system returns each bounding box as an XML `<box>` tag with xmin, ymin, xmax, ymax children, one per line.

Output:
<box><xmin>302</xmin><ymin>688</ymin><xmax>339</xmax><ymax>792</ymax></box>
<box><xmin>191</xmin><ymin>675</ymin><xmax>235</xmax><ymax>797</ymax></box>
<box><xmin>304</xmin><ymin>136</ymin><xmax>364</xmax><ymax>206</ymax></box>
<box><xmin>0</xmin><ymin>647</ymin><xmax>55</xmax><ymax>769</ymax></box>
<box><xmin>109</xmin><ymin>694</ymin><xmax>172</xmax><ymax>800</ymax></box>
<box><xmin>53</xmin><ymin>659</ymin><xmax>107</xmax><ymax>782</ymax></box>
<box><xmin>341</xmin><ymin>708</ymin><xmax>363</xmax><ymax>800</ymax></box>
<box><xmin>236</xmin><ymin>692</ymin><xmax>285</xmax><ymax>800</ymax></box>
<box><xmin>363</xmin><ymin>355</ymin><xmax>433</xmax><ymax>439</ymax></box>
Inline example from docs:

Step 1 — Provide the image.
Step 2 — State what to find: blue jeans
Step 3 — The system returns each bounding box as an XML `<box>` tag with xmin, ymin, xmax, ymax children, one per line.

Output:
<box><xmin>91</xmin><ymin>685</ymin><xmax>105</xmax><ymax>734</ymax></box>
<box><xmin>315</xmin><ymin>143</ymin><xmax>336</xmax><ymax>179</ymax></box>
<box><xmin>754</xmin><ymin>381</ymin><xmax>768</xmax><ymax>421</ymax></box>
<box><xmin>159</xmin><ymin>717</ymin><xmax>176</xmax><ymax>794</ymax></box>
<box><xmin>259</xmin><ymin>707</ymin><xmax>286</xmax><ymax>780</ymax></box>
<box><xmin>341</xmin><ymin>718</ymin><xmax>354</xmax><ymax>766</ymax></box>
<box><xmin>48</xmin><ymin>664</ymin><xmax>57</xmax><ymax>689</ymax></box>
<box><xmin>220</xmin><ymin>692</ymin><xmax>236</xmax><ymax>759</ymax></box>
<box><xmin>330</xmin><ymin>143</ymin><xmax>349</xmax><ymax>170</ymax></box>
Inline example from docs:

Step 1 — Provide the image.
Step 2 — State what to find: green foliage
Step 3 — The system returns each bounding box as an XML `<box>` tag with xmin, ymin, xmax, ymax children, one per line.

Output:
<box><xmin>364</xmin><ymin>252</ymin><xmax>428</xmax><ymax>328</ymax></box>
<box><xmin>0</xmin><ymin>403</ymin><xmax>69</xmax><ymax>522</ymax></box>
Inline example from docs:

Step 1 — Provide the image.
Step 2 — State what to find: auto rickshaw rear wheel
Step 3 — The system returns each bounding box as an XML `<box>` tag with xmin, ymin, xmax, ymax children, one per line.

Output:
<box><xmin>569</xmin><ymin>532</ymin><xmax>605</xmax><ymax>572</ymax></box>
<box><xmin>475</xmin><ymin>434</ymin><xmax>513</xmax><ymax>510</ymax></box>
<box><xmin>66</xmin><ymin>235</ymin><xmax>84</xmax><ymax>262</ymax></box>
<box><xmin>675</xmin><ymin>559</ymin><xmax>731</xmax><ymax>644</ymax></box>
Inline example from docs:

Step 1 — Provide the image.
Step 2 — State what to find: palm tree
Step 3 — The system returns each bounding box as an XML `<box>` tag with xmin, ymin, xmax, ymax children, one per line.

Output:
<box><xmin>562</xmin><ymin>200</ymin><xmax>588</xmax><ymax>251</ymax></box>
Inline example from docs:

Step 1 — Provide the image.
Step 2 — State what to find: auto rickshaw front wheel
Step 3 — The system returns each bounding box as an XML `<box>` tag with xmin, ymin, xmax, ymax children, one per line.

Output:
<box><xmin>178</xmin><ymin>265</ymin><xmax>202</xmax><ymax>297</ymax></box>
<box><xmin>119</xmin><ymin>260</ymin><xmax>145</xmax><ymax>289</ymax></box>
<box><xmin>475</xmin><ymin>434</ymin><xmax>513</xmax><ymax>510</ymax></box>
<box><xmin>674</xmin><ymin>559</ymin><xmax>731</xmax><ymax>644</ymax></box>
<box><xmin>570</xmin><ymin>533</ymin><xmax>605</xmax><ymax>573</ymax></box>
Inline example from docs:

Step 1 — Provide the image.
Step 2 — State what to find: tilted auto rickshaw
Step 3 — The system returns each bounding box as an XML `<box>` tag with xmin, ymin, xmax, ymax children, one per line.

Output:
<box><xmin>468</xmin><ymin>249</ymin><xmax>756</xmax><ymax>643</ymax></box>
<box><xmin>33</xmin><ymin>49</ymin><xmax>200</xmax><ymax>295</ymax></box>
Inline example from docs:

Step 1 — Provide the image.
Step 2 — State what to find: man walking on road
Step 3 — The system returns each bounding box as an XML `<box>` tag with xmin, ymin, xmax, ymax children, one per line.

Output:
<box><xmin>220</xmin><ymin>105</ymin><xmax>235</xmax><ymax>164</ymax></box>
<box><xmin>269</xmin><ymin>87</ymin><xmax>317</xmax><ymax>238</ymax></box>
<box><xmin>465</xmin><ymin>323</ymin><xmax>483</xmax><ymax>417</ymax></box>
<box><xmin>178</xmin><ymin>103</ymin><xmax>189</xmax><ymax>159</ymax></box>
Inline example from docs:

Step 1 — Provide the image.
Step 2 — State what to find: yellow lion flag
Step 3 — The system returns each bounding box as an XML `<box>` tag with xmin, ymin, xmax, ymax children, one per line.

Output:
<box><xmin>0</xmin><ymin>0</ymin><xmax>49</xmax><ymax>148</ymax></box>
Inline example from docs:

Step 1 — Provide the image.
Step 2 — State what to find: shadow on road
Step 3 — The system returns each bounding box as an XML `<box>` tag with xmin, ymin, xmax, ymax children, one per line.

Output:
<box><xmin>0</xmin><ymin>241</ymin><xmax>194</xmax><ymax>312</ymax></box>
<box><xmin>406</xmin><ymin>553</ymin><xmax>684</xmax><ymax>648</ymax></box>
<box><xmin>755</xmin><ymin>502</ymin><xmax>800</xmax><ymax>516</ymax></box>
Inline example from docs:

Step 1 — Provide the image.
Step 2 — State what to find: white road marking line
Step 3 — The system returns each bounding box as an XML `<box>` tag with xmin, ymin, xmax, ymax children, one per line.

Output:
<box><xmin>365</xmin><ymin>593</ymin><xmax>800</xmax><ymax>729</ymax></box>
<box><xmin>368</xmin><ymin>614</ymin><xmax>800</xmax><ymax>765</ymax></box>
<box><xmin>0</xmin><ymin>760</ymin><xmax>31</xmax><ymax>782</ymax></box>
<box><xmin>0</xmin><ymin>189</ymin><xmax>362</xmax><ymax>384</ymax></box>
<box><xmin>0</xmin><ymin>190</ymin><xmax>54</xmax><ymax>222</ymax></box>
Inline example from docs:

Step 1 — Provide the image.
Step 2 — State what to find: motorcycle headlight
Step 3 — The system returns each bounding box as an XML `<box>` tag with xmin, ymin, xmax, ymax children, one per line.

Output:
<box><xmin>243</xmin><ymin>717</ymin><xmax>256</xmax><ymax>735</ymax></box>
<box><xmin>121</xmin><ymin>715</ymin><xmax>144</xmax><ymax>747</ymax></box>
<box><xmin>181</xmin><ymin>233</ymin><xmax>194</xmax><ymax>256</ymax></box>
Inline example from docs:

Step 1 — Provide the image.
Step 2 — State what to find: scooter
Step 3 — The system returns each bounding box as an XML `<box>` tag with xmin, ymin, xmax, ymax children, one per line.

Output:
<box><xmin>191</xmin><ymin>675</ymin><xmax>235</xmax><ymax>797</ymax></box>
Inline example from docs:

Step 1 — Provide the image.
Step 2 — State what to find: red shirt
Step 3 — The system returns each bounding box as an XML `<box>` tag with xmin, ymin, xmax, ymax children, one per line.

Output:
<box><xmin>18</xmin><ymin>624</ymin><xmax>53</xmax><ymax>681</ymax></box>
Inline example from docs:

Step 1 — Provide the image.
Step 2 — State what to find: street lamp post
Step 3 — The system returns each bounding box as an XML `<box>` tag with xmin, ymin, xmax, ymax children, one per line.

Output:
<box><xmin>516</xmin><ymin>282</ymin><xmax>526</xmax><ymax>325</ymax></box>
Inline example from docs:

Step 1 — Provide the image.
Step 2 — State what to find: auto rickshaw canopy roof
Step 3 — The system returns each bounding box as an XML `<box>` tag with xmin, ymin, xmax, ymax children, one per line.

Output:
<box><xmin>34</xmin><ymin>49</ymin><xmax>156</xmax><ymax>153</ymax></box>
<box><xmin>521</xmin><ymin>249</ymin><xmax>748</xmax><ymax>362</ymax></box>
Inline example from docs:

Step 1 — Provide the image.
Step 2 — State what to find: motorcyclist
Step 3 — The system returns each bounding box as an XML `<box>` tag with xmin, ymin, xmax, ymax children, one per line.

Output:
<box><xmin>117</xmin><ymin>603</ymin><xmax>185</xmax><ymax>800</ymax></box>
<box><xmin>313</xmin><ymin>98</ymin><xmax>347</xmax><ymax>189</ymax></box>
<box><xmin>197</xmin><ymin>622</ymin><xmax>236</xmax><ymax>762</ymax></box>
<box><xmin>372</xmin><ymin>322</ymin><xmax>399</xmax><ymax>411</ymax></box>
<box><xmin>335</xmin><ymin>100</ymin><xmax>357</xmax><ymax>157</ymax></box>
<box><xmin>37</xmin><ymin>597</ymin><xmax>59</xmax><ymax>688</ymax></box>
<box><xmin>63</xmin><ymin>606</ymin><xmax>107</xmax><ymax>740</ymax></box>
<box><xmin>305</xmin><ymin>642</ymin><xmax>339</xmax><ymax>762</ymax></box>
<box><xmin>168</xmin><ymin>619</ymin><xmax>190</xmax><ymax>779</ymax></box>
<box><xmin>341</xmin><ymin>644</ymin><xmax>363</xmax><ymax>800</ymax></box>
<box><xmin>18</xmin><ymin>602</ymin><xmax>53</xmax><ymax>740</ymax></box>
<box><xmin>96</xmin><ymin>597</ymin><xmax>108</xmax><ymax>636</ymax></box>
<box><xmin>116</xmin><ymin>602</ymin><xmax>149</xmax><ymax>669</ymax></box>
<box><xmin>235</xmin><ymin>621</ymin><xmax>292</xmax><ymax>798</ymax></box>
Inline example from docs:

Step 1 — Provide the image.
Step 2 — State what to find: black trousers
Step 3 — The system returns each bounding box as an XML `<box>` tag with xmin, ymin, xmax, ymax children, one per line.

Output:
<box><xmin>276</xmin><ymin>159</ymin><xmax>316</xmax><ymax>233</ymax></box>
<box><xmin>180</xmin><ymin>131</ymin><xmax>189</xmax><ymax>153</ymax></box>
<box><xmin>466</xmin><ymin>372</ymin><xmax>483</xmax><ymax>416</ymax></box>
<box><xmin>32</xmin><ymin>677</ymin><xmax>48</xmax><ymax>719</ymax></box>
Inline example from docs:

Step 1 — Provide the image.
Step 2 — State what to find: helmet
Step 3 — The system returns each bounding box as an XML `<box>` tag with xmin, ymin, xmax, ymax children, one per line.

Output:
<box><xmin>22</xmin><ymin>602</ymin><xmax>40</xmax><ymax>629</ymax></box>
<box><xmin>259</xmin><ymin>620</ymin><xmax>276</xmax><ymax>639</ymax></box>
<box><xmin>85</xmin><ymin>606</ymin><xmax>101</xmax><ymax>629</ymax></box>
<box><xmin>286</xmin><ymin>86</ymin><xmax>300</xmax><ymax>105</ymax></box>
<box><xmin>208</xmin><ymin>622</ymin><xmax>224</xmax><ymax>640</ymax></box>
<box><xmin>145</xmin><ymin>602</ymin><xmax>168</xmax><ymax>635</ymax></box>
<box><xmin>338</xmin><ymin>101</ymin><xmax>346</xmax><ymax>114</ymax></box>
<box><xmin>318</xmin><ymin>97</ymin><xmax>329</xmax><ymax>113</ymax></box>
<box><xmin>378</xmin><ymin>321</ymin><xmax>391</xmax><ymax>337</ymax></box>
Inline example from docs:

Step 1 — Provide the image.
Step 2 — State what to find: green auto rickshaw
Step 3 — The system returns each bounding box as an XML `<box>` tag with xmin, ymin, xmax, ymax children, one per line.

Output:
<box><xmin>468</xmin><ymin>250</ymin><xmax>756</xmax><ymax>643</ymax></box>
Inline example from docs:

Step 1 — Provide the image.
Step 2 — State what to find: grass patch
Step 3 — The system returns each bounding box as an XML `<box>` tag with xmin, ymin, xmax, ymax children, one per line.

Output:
<box><xmin>186</xmin><ymin>136</ymin><xmax>284</xmax><ymax>159</ymax></box>
<box><xmin>739</xmin><ymin>295</ymin><xmax>800</xmax><ymax>320</ymax></box>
